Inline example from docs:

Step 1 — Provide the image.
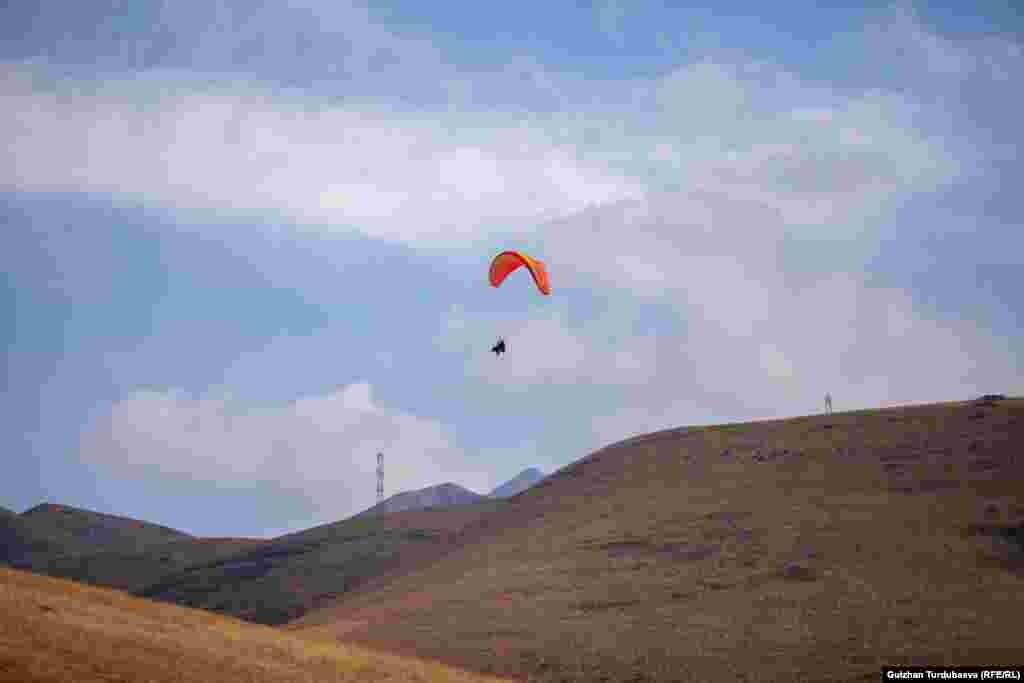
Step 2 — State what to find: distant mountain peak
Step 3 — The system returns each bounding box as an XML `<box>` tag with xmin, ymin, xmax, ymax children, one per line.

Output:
<box><xmin>489</xmin><ymin>467</ymin><xmax>546</xmax><ymax>498</ymax></box>
<box><xmin>357</xmin><ymin>482</ymin><xmax>485</xmax><ymax>517</ymax></box>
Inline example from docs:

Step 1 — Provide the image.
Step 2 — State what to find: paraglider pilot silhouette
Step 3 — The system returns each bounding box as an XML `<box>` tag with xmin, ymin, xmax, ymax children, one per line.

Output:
<box><xmin>488</xmin><ymin>250</ymin><xmax>551</xmax><ymax>357</ymax></box>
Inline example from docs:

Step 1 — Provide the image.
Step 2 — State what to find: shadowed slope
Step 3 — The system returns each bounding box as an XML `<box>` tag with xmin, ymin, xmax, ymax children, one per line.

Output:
<box><xmin>20</xmin><ymin>503</ymin><xmax>191</xmax><ymax>551</ymax></box>
<box><xmin>139</xmin><ymin>500</ymin><xmax>508</xmax><ymax>625</ymax></box>
<box><xmin>0</xmin><ymin>567</ymin><xmax>511</xmax><ymax>683</ymax></box>
<box><xmin>1</xmin><ymin>511</ymin><xmax>93</xmax><ymax>567</ymax></box>
<box><xmin>291</xmin><ymin>399</ymin><xmax>1024</xmax><ymax>682</ymax></box>
<box><xmin>3</xmin><ymin>504</ymin><xmax>248</xmax><ymax>591</ymax></box>
<box><xmin>32</xmin><ymin>536</ymin><xmax>264</xmax><ymax>592</ymax></box>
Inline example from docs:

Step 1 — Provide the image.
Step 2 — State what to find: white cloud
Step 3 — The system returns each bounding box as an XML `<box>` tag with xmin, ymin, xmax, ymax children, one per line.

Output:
<box><xmin>14</xmin><ymin>6</ymin><xmax>1024</xmax><ymax>507</ymax></box>
<box><xmin>1</xmin><ymin>27</ymin><xmax>965</xmax><ymax>248</ymax></box>
<box><xmin>79</xmin><ymin>382</ymin><xmax>495</xmax><ymax>519</ymax></box>
<box><xmin>589</xmin><ymin>397</ymin><xmax>722</xmax><ymax>448</ymax></box>
<box><xmin>544</xmin><ymin>189</ymin><xmax>1023</xmax><ymax>442</ymax></box>
<box><xmin>407</xmin><ymin>34</ymin><xmax>1020</xmax><ymax>440</ymax></box>
<box><xmin>0</xmin><ymin>67</ymin><xmax>644</xmax><ymax>246</ymax></box>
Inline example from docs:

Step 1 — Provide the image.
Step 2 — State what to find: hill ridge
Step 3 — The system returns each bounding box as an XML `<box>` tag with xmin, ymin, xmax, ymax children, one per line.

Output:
<box><xmin>488</xmin><ymin>467</ymin><xmax>545</xmax><ymax>498</ymax></box>
<box><xmin>22</xmin><ymin>502</ymin><xmax>193</xmax><ymax>539</ymax></box>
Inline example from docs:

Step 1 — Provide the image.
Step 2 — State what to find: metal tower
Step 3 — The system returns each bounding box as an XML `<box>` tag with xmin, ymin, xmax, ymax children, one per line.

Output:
<box><xmin>376</xmin><ymin>452</ymin><xmax>384</xmax><ymax>502</ymax></box>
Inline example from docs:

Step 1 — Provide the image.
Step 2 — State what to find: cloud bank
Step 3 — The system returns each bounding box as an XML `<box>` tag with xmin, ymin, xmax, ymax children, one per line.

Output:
<box><xmin>80</xmin><ymin>382</ymin><xmax>494</xmax><ymax>521</ymax></box>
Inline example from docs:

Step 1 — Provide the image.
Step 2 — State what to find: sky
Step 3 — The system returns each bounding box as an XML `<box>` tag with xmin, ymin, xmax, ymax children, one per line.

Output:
<box><xmin>2</xmin><ymin>1</ymin><xmax>1022</xmax><ymax>538</ymax></box>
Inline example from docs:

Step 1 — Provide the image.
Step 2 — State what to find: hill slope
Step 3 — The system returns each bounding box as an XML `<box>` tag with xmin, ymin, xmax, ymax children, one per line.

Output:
<box><xmin>291</xmin><ymin>399</ymin><xmax>1024</xmax><ymax>682</ymax></box>
<box><xmin>489</xmin><ymin>467</ymin><xmax>545</xmax><ymax>498</ymax></box>
<box><xmin>357</xmin><ymin>482</ymin><xmax>485</xmax><ymax>517</ymax></box>
<box><xmin>30</xmin><ymin>536</ymin><xmax>264</xmax><ymax>592</ymax></box>
<box><xmin>138</xmin><ymin>500</ymin><xmax>508</xmax><ymax>625</ymax></box>
<box><xmin>5</xmin><ymin>504</ymin><xmax>264</xmax><ymax>595</ymax></box>
<box><xmin>1</xmin><ymin>512</ymin><xmax>93</xmax><ymax>567</ymax></box>
<box><xmin>0</xmin><ymin>567</ymin><xmax>509</xmax><ymax>683</ymax></box>
<box><xmin>21</xmin><ymin>503</ymin><xmax>191</xmax><ymax>551</ymax></box>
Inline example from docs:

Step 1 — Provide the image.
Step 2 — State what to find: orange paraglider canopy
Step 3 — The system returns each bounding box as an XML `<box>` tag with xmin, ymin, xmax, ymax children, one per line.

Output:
<box><xmin>488</xmin><ymin>251</ymin><xmax>551</xmax><ymax>295</ymax></box>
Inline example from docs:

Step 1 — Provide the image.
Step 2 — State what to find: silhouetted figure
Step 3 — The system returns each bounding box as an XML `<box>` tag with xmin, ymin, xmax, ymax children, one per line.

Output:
<box><xmin>492</xmin><ymin>338</ymin><xmax>506</xmax><ymax>356</ymax></box>
<box><xmin>825</xmin><ymin>392</ymin><xmax>833</xmax><ymax>415</ymax></box>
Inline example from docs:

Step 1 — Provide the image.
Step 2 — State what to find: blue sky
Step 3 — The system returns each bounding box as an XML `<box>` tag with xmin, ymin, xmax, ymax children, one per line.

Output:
<box><xmin>3</xmin><ymin>1</ymin><xmax>1022</xmax><ymax>537</ymax></box>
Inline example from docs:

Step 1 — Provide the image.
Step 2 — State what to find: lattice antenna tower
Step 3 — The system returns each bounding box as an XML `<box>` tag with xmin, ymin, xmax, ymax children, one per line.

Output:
<box><xmin>376</xmin><ymin>452</ymin><xmax>384</xmax><ymax>502</ymax></box>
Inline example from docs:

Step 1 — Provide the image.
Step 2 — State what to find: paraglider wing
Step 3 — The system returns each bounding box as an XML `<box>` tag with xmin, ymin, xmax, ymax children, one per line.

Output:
<box><xmin>488</xmin><ymin>250</ymin><xmax>551</xmax><ymax>295</ymax></box>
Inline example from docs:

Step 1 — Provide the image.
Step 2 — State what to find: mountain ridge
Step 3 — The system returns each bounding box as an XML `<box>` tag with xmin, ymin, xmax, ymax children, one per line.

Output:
<box><xmin>488</xmin><ymin>467</ymin><xmax>545</xmax><ymax>498</ymax></box>
<box><xmin>356</xmin><ymin>482</ymin><xmax>485</xmax><ymax>518</ymax></box>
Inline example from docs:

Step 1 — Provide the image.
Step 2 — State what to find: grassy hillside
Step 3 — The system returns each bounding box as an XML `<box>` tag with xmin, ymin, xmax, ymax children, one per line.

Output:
<box><xmin>32</xmin><ymin>536</ymin><xmax>263</xmax><ymax>592</ymax></box>
<box><xmin>21</xmin><ymin>503</ymin><xmax>191</xmax><ymax>551</ymax></box>
<box><xmin>0</xmin><ymin>567</ymin><xmax>510</xmax><ymax>683</ymax></box>
<box><xmin>4</xmin><ymin>504</ymin><xmax>249</xmax><ymax>593</ymax></box>
<box><xmin>291</xmin><ymin>399</ymin><xmax>1024</xmax><ymax>682</ymax></box>
<box><xmin>139</xmin><ymin>500</ymin><xmax>508</xmax><ymax>624</ymax></box>
<box><xmin>1</xmin><ymin>512</ymin><xmax>93</xmax><ymax>567</ymax></box>
<box><xmin>6</xmin><ymin>496</ymin><xmax>511</xmax><ymax>626</ymax></box>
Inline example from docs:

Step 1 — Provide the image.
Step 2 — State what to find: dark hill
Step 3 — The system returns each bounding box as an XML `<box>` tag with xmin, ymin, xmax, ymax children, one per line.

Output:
<box><xmin>1</xmin><ymin>512</ymin><xmax>91</xmax><ymax>567</ymax></box>
<box><xmin>488</xmin><ymin>468</ymin><xmax>545</xmax><ymax>498</ymax></box>
<box><xmin>21</xmin><ymin>503</ymin><xmax>191</xmax><ymax>551</ymax></box>
<box><xmin>6</xmin><ymin>503</ymin><xmax>234</xmax><ymax>592</ymax></box>
<box><xmin>8</xmin><ymin>494</ymin><xmax>507</xmax><ymax>625</ymax></box>
<box><xmin>32</xmin><ymin>536</ymin><xmax>265</xmax><ymax>592</ymax></box>
<box><xmin>138</xmin><ymin>500</ymin><xmax>507</xmax><ymax>625</ymax></box>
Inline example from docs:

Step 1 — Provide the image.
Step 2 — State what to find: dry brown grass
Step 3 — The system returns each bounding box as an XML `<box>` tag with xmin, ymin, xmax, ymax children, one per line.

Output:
<box><xmin>0</xmin><ymin>566</ymin><xmax>512</xmax><ymax>683</ymax></box>
<box><xmin>290</xmin><ymin>399</ymin><xmax>1024</xmax><ymax>682</ymax></box>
